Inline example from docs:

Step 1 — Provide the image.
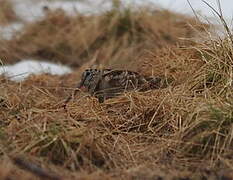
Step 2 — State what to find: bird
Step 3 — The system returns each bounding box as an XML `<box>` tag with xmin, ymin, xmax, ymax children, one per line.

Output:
<box><xmin>64</xmin><ymin>68</ymin><xmax>170</xmax><ymax>107</ymax></box>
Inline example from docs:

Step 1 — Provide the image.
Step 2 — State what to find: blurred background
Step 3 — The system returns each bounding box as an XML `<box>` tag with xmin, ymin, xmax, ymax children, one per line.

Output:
<box><xmin>0</xmin><ymin>0</ymin><xmax>232</xmax><ymax>81</ymax></box>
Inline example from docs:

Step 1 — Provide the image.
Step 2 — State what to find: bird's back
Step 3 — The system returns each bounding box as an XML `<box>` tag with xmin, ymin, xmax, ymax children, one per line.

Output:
<box><xmin>65</xmin><ymin>68</ymin><xmax>172</xmax><ymax>105</ymax></box>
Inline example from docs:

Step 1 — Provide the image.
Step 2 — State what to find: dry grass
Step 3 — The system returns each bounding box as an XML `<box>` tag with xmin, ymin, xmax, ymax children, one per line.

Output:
<box><xmin>0</xmin><ymin>1</ymin><xmax>233</xmax><ymax>179</ymax></box>
<box><xmin>0</xmin><ymin>0</ymin><xmax>18</xmax><ymax>25</ymax></box>
<box><xmin>0</xmin><ymin>6</ymin><xmax>207</xmax><ymax>68</ymax></box>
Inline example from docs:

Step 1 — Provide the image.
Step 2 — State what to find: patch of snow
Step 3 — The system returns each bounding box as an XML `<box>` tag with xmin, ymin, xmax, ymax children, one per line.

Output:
<box><xmin>0</xmin><ymin>60</ymin><xmax>72</xmax><ymax>82</ymax></box>
<box><xmin>0</xmin><ymin>23</ymin><xmax>24</xmax><ymax>40</ymax></box>
<box><xmin>12</xmin><ymin>0</ymin><xmax>112</xmax><ymax>22</ymax></box>
<box><xmin>0</xmin><ymin>0</ymin><xmax>112</xmax><ymax>39</ymax></box>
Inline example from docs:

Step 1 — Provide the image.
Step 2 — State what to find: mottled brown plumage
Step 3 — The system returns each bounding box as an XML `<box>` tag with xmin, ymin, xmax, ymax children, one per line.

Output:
<box><xmin>64</xmin><ymin>69</ymin><xmax>168</xmax><ymax>106</ymax></box>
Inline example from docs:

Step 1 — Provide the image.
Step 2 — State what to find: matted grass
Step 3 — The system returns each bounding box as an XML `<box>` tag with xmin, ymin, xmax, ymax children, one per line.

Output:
<box><xmin>0</xmin><ymin>42</ymin><xmax>232</xmax><ymax>179</ymax></box>
<box><xmin>0</xmin><ymin>1</ymin><xmax>232</xmax><ymax>179</ymax></box>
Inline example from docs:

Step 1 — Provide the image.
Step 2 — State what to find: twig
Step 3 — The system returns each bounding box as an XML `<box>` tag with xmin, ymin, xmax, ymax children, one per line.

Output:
<box><xmin>11</xmin><ymin>156</ymin><xmax>62</xmax><ymax>180</ymax></box>
<box><xmin>63</xmin><ymin>87</ymin><xmax>81</xmax><ymax>110</ymax></box>
<box><xmin>202</xmin><ymin>0</ymin><xmax>233</xmax><ymax>45</ymax></box>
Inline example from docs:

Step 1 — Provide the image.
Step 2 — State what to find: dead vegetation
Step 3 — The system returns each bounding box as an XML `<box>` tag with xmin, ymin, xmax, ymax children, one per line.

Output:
<box><xmin>0</xmin><ymin>4</ymin><xmax>207</xmax><ymax>68</ymax></box>
<box><xmin>0</xmin><ymin>1</ymin><xmax>233</xmax><ymax>179</ymax></box>
<box><xmin>0</xmin><ymin>0</ymin><xmax>18</xmax><ymax>25</ymax></box>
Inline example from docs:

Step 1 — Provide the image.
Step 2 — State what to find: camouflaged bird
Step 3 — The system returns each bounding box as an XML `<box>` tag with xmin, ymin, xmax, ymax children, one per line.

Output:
<box><xmin>64</xmin><ymin>69</ymin><xmax>168</xmax><ymax>106</ymax></box>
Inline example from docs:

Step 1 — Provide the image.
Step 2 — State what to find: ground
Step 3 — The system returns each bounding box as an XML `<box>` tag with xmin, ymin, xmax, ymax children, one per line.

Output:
<box><xmin>0</xmin><ymin>1</ymin><xmax>232</xmax><ymax>179</ymax></box>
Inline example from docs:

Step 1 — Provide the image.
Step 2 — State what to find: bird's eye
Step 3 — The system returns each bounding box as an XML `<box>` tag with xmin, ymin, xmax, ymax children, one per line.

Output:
<box><xmin>83</xmin><ymin>70</ymin><xmax>90</xmax><ymax>77</ymax></box>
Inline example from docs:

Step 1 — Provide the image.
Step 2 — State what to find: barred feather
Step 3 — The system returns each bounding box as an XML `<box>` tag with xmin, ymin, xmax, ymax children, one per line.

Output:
<box><xmin>64</xmin><ymin>68</ymin><xmax>170</xmax><ymax>106</ymax></box>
